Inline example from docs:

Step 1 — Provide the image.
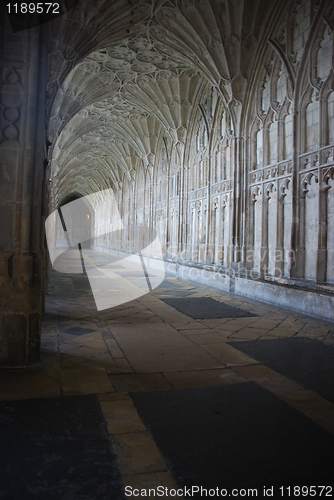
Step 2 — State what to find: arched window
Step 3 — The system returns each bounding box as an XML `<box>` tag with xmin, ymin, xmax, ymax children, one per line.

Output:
<box><xmin>220</xmin><ymin>113</ymin><xmax>225</xmax><ymax>137</ymax></box>
<box><xmin>215</xmin><ymin>149</ymin><xmax>221</xmax><ymax>183</ymax></box>
<box><xmin>196</xmin><ymin>130</ymin><xmax>200</xmax><ymax>152</ymax></box>
<box><xmin>276</xmin><ymin>66</ymin><xmax>287</xmax><ymax>105</ymax></box>
<box><xmin>225</xmin><ymin>144</ymin><xmax>230</xmax><ymax>177</ymax></box>
<box><xmin>256</xmin><ymin>129</ymin><xmax>263</xmax><ymax>168</ymax></box>
<box><xmin>317</xmin><ymin>25</ymin><xmax>332</xmax><ymax>83</ymax></box>
<box><xmin>211</xmin><ymin>88</ymin><xmax>217</xmax><ymax>117</ymax></box>
<box><xmin>269</xmin><ymin>119</ymin><xmax>278</xmax><ymax>164</ymax></box>
<box><xmin>306</xmin><ymin>94</ymin><xmax>319</xmax><ymax>151</ymax></box>
<box><xmin>328</xmin><ymin>92</ymin><xmax>334</xmax><ymax>145</ymax></box>
<box><xmin>284</xmin><ymin>112</ymin><xmax>293</xmax><ymax>159</ymax></box>
<box><xmin>261</xmin><ymin>76</ymin><xmax>270</xmax><ymax>114</ymax></box>
<box><xmin>203</xmin><ymin>129</ymin><xmax>208</xmax><ymax>149</ymax></box>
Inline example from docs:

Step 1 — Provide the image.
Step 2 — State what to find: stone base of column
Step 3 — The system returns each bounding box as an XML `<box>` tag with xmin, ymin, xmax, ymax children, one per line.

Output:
<box><xmin>0</xmin><ymin>252</ymin><xmax>42</xmax><ymax>366</ymax></box>
<box><xmin>0</xmin><ymin>313</ymin><xmax>40</xmax><ymax>366</ymax></box>
<box><xmin>316</xmin><ymin>248</ymin><xmax>327</xmax><ymax>283</ymax></box>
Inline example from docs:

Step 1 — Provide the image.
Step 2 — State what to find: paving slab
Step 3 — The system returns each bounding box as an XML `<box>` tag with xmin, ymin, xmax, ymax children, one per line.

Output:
<box><xmin>110</xmin><ymin>323</ymin><xmax>223</xmax><ymax>372</ymax></box>
<box><xmin>130</xmin><ymin>383</ymin><xmax>334</xmax><ymax>491</ymax></box>
<box><xmin>230</xmin><ymin>338</ymin><xmax>334</xmax><ymax>403</ymax></box>
<box><xmin>161</xmin><ymin>297</ymin><xmax>257</xmax><ymax>319</ymax></box>
<box><xmin>0</xmin><ymin>395</ymin><xmax>125</xmax><ymax>500</ymax></box>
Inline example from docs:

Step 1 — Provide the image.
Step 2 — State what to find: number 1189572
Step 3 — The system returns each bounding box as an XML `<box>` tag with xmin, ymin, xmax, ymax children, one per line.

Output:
<box><xmin>6</xmin><ymin>3</ymin><xmax>60</xmax><ymax>14</ymax></box>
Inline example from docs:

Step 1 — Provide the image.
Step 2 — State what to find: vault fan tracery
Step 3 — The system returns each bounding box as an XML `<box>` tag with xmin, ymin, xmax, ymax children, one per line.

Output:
<box><xmin>48</xmin><ymin>0</ymin><xmax>284</xmax><ymax>206</ymax></box>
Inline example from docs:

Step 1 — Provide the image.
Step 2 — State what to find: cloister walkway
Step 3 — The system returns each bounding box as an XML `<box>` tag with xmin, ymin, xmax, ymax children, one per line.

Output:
<box><xmin>1</xmin><ymin>263</ymin><xmax>334</xmax><ymax>498</ymax></box>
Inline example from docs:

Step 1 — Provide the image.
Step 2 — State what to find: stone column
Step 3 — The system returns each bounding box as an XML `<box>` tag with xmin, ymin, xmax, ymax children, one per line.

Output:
<box><xmin>292</xmin><ymin>179</ymin><xmax>307</xmax><ymax>278</ymax></box>
<box><xmin>260</xmin><ymin>187</ymin><xmax>269</xmax><ymax>274</ymax></box>
<box><xmin>0</xmin><ymin>15</ymin><xmax>48</xmax><ymax>365</ymax></box>
<box><xmin>232</xmin><ymin>137</ymin><xmax>243</xmax><ymax>263</ymax></box>
<box><xmin>276</xmin><ymin>182</ymin><xmax>286</xmax><ymax>276</ymax></box>
<box><xmin>316</xmin><ymin>177</ymin><xmax>328</xmax><ymax>282</ymax></box>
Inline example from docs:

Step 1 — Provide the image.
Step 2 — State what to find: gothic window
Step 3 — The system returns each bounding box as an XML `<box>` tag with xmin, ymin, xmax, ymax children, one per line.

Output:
<box><xmin>268</xmin><ymin>118</ymin><xmax>278</xmax><ymax>164</ymax></box>
<box><xmin>328</xmin><ymin>92</ymin><xmax>334</xmax><ymax>145</ymax></box>
<box><xmin>261</xmin><ymin>76</ymin><xmax>270</xmax><ymax>114</ymax></box>
<box><xmin>306</xmin><ymin>94</ymin><xmax>320</xmax><ymax>152</ymax></box>
<box><xmin>199</xmin><ymin>160</ymin><xmax>203</xmax><ymax>186</ymax></box>
<box><xmin>190</xmin><ymin>163</ymin><xmax>196</xmax><ymax>191</ymax></box>
<box><xmin>194</xmin><ymin>162</ymin><xmax>198</xmax><ymax>190</ymax></box>
<box><xmin>228</xmin><ymin>112</ymin><xmax>234</xmax><ymax>136</ymax></box>
<box><xmin>317</xmin><ymin>25</ymin><xmax>332</xmax><ymax>83</ymax></box>
<box><xmin>276</xmin><ymin>65</ymin><xmax>287</xmax><ymax>105</ymax></box>
<box><xmin>284</xmin><ymin>111</ymin><xmax>293</xmax><ymax>159</ymax></box>
<box><xmin>203</xmin><ymin>159</ymin><xmax>208</xmax><ymax>185</ymax></box>
<box><xmin>220</xmin><ymin>113</ymin><xmax>225</xmax><ymax>137</ymax></box>
<box><xmin>256</xmin><ymin>129</ymin><xmax>263</xmax><ymax>168</ymax></box>
<box><xmin>203</xmin><ymin>128</ymin><xmax>208</xmax><ymax>149</ymax></box>
<box><xmin>292</xmin><ymin>0</ymin><xmax>311</xmax><ymax>65</ymax></box>
<box><xmin>196</xmin><ymin>130</ymin><xmax>200</xmax><ymax>152</ymax></box>
<box><xmin>214</xmin><ymin>149</ymin><xmax>221</xmax><ymax>183</ymax></box>
<box><xmin>211</xmin><ymin>88</ymin><xmax>217</xmax><ymax>117</ymax></box>
<box><xmin>225</xmin><ymin>143</ymin><xmax>230</xmax><ymax>177</ymax></box>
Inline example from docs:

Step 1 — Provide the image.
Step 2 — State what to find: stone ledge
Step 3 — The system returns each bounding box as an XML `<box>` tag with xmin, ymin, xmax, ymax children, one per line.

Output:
<box><xmin>163</xmin><ymin>260</ymin><xmax>334</xmax><ymax>323</ymax></box>
<box><xmin>90</xmin><ymin>248</ymin><xmax>334</xmax><ymax>322</ymax></box>
<box><xmin>234</xmin><ymin>277</ymin><xmax>334</xmax><ymax>322</ymax></box>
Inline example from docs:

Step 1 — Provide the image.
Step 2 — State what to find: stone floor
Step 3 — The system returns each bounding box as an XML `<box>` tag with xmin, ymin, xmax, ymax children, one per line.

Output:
<box><xmin>1</xmin><ymin>265</ymin><xmax>334</xmax><ymax>498</ymax></box>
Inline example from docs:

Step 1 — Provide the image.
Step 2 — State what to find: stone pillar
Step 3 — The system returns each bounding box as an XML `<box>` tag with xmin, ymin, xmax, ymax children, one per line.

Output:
<box><xmin>292</xmin><ymin>182</ymin><xmax>307</xmax><ymax>278</ymax></box>
<box><xmin>247</xmin><ymin>193</ymin><xmax>256</xmax><ymax>270</ymax></box>
<box><xmin>316</xmin><ymin>179</ymin><xmax>328</xmax><ymax>282</ymax></box>
<box><xmin>276</xmin><ymin>182</ymin><xmax>286</xmax><ymax>276</ymax></box>
<box><xmin>260</xmin><ymin>188</ymin><xmax>269</xmax><ymax>274</ymax></box>
<box><xmin>205</xmin><ymin>154</ymin><xmax>212</xmax><ymax>263</ymax></box>
<box><xmin>0</xmin><ymin>14</ymin><xmax>48</xmax><ymax>365</ymax></box>
<box><xmin>232</xmin><ymin>137</ymin><xmax>243</xmax><ymax>263</ymax></box>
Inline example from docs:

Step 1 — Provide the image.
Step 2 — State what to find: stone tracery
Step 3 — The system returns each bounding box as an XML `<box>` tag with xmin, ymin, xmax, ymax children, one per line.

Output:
<box><xmin>1</xmin><ymin>0</ymin><xmax>334</xmax><ymax>365</ymax></box>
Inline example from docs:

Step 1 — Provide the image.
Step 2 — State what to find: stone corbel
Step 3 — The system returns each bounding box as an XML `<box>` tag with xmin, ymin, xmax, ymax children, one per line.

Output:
<box><xmin>250</xmin><ymin>185</ymin><xmax>261</xmax><ymax>204</ymax></box>
<box><xmin>265</xmin><ymin>182</ymin><xmax>276</xmax><ymax>201</ymax></box>
<box><xmin>279</xmin><ymin>178</ymin><xmax>291</xmax><ymax>200</ymax></box>
<box><xmin>323</xmin><ymin>165</ymin><xmax>334</xmax><ymax>185</ymax></box>
<box><xmin>300</xmin><ymin>172</ymin><xmax>318</xmax><ymax>197</ymax></box>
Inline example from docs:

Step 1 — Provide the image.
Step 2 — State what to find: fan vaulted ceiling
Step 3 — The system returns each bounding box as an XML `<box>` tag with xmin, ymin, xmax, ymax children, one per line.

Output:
<box><xmin>47</xmin><ymin>0</ymin><xmax>280</xmax><ymax>206</ymax></box>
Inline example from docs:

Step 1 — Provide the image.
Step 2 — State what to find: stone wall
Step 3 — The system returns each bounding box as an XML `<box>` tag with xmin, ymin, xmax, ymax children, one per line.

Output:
<box><xmin>49</xmin><ymin>0</ymin><xmax>334</xmax><ymax>320</ymax></box>
<box><xmin>2</xmin><ymin>0</ymin><xmax>334</xmax><ymax>364</ymax></box>
<box><xmin>111</xmin><ymin>0</ymin><xmax>334</xmax><ymax>286</ymax></box>
<box><xmin>0</xmin><ymin>12</ymin><xmax>49</xmax><ymax>365</ymax></box>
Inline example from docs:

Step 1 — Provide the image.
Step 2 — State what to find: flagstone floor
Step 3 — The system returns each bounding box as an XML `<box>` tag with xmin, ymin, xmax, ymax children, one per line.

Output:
<box><xmin>1</xmin><ymin>263</ymin><xmax>334</xmax><ymax>498</ymax></box>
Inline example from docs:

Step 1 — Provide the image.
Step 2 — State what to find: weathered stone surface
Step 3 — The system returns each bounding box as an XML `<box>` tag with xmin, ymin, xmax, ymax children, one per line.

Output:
<box><xmin>1</xmin><ymin>0</ymin><xmax>334</xmax><ymax>365</ymax></box>
<box><xmin>2</xmin><ymin>315</ymin><xmax>27</xmax><ymax>366</ymax></box>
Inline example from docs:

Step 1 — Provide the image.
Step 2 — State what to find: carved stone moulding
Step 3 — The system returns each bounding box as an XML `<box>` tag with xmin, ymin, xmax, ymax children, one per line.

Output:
<box><xmin>249</xmin><ymin>160</ymin><xmax>293</xmax><ymax>185</ymax></box>
<box><xmin>298</xmin><ymin>145</ymin><xmax>334</xmax><ymax>172</ymax></box>
<box><xmin>320</xmin><ymin>145</ymin><xmax>334</xmax><ymax>165</ymax></box>
<box><xmin>300</xmin><ymin>170</ymin><xmax>319</xmax><ymax>196</ymax></box>
<box><xmin>278</xmin><ymin>161</ymin><xmax>293</xmax><ymax>176</ymax></box>
<box><xmin>0</xmin><ymin>67</ymin><xmax>24</xmax><ymax>144</ymax></box>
